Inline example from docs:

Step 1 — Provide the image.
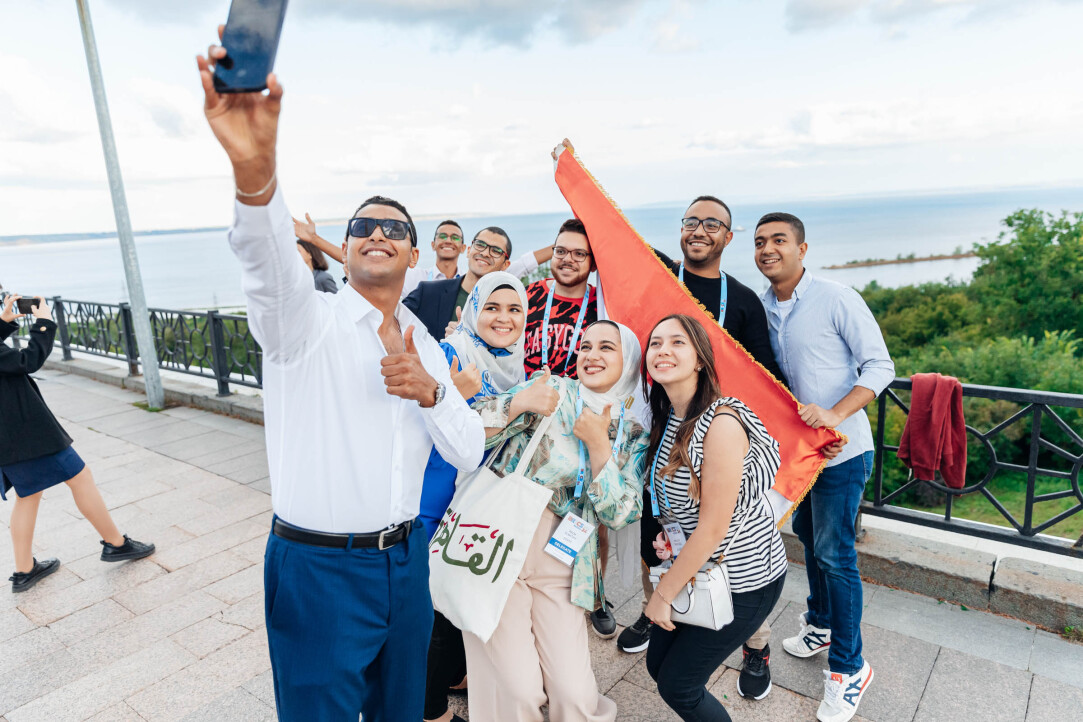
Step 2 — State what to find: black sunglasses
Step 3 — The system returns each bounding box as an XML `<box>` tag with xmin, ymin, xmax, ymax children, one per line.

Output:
<box><xmin>348</xmin><ymin>217</ymin><xmax>415</xmax><ymax>245</ymax></box>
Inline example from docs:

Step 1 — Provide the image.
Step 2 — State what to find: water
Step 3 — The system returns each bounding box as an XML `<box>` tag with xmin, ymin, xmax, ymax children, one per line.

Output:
<box><xmin>2</xmin><ymin>186</ymin><xmax>1079</xmax><ymax>310</ymax></box>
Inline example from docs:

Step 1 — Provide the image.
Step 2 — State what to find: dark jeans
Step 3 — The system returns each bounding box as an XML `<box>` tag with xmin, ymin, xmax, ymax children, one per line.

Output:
<box><xmin>647</xmin><ymin>573</ymin><xmax>786</xmax><ymax>722</ymax></box>
<box><xmin>264</xmin><ymin>520</ymin><xmax>433</xmax><ymax>722</ymax></box>
<box><xmin>424</xmin><ymin>611</ymin><xmax>467</xmax><ymax>719</ymax></box>
<box><xmin>791</xmin><ymin>450</ymin><xmax>873</xmax><ymax>675</ymax></box>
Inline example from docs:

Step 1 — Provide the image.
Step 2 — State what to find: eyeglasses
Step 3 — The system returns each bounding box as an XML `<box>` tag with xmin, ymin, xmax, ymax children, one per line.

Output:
<box><xmin>552</xmin><ymin>247</ymin><xmax>591</xmax><ymax>262</ymax></box>
<box><xmin>348</xmin><ymin>217</ymin><xmax>414</xmax><ymax>244</ymax></box>
<box><xmin>435</xmin><ymin>233</ymin><xmax>463</xmax><ymax>243</ymax></box>
<box><xmin>681</xmin><ymin>217</ymin><xmax>731</xmax><ymax>234</ymax></box>
<box><xmin>471</xmin><ymin>239</ymin><xmax>508</xmax><ymax>259</ymax></box>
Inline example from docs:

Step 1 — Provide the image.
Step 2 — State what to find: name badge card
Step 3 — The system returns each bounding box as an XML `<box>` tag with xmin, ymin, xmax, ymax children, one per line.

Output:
<box><xmin>544</xmin><ymin>512</ymin><xmax>596</xmax><ymax>566</ymax></box>
<box><xmin>662</xmin><ymin>522</ymin><xmax>687</xmax><ymax>557</ymax></box>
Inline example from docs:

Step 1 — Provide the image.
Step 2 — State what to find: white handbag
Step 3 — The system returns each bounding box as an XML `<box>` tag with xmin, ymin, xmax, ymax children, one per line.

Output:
<box><xmin>648</xmin><ymin>507</ymin><xmax>756</xmax><ymax>631</ymax></box>
<box><xmin>428</xmin><ymin>392</ymin><xmax>562</xmax><ymax>643</ymax></box>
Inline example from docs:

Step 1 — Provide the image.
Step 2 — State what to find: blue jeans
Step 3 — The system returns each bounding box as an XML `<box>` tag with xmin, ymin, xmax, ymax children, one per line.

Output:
<box><xmin>264</xmin><ymin>519</ymin><xmax>434</xmax><ymax>721</ymax></box>
<box><xmin>791</xmin><ymin>451</ymin><xmax>873</xmax><ymax>675</ymax></box>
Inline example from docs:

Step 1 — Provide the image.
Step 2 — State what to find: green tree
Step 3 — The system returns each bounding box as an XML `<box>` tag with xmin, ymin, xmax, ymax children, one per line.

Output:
<box><xmin>969</xmin><ymin>209</ymin><xmax>1083</xmax><ymax>343</ymax></box>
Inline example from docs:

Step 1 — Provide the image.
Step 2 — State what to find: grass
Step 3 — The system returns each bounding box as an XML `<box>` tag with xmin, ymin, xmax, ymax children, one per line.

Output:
<box><xmin>1064</xmin><ymin>626</ymin><xmax>1083</xmax><ymax>644</ymax></box>
<box><xmin>902</xmin><ymin>472</ymin><xmax>1083</xmax><ymax>541</ymax></box>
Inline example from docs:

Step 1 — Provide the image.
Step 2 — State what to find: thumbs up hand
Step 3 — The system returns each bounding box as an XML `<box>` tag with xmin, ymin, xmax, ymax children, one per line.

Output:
<box><xmin>381</xmin><ymin>325</ymin><xmax>441</xmax><ymax>407</ymax></box>
<box><xmin>450</xmin><ymin>356</ymin><xmax>482</xmax><ymax>401</ymax></box>
<box><xmin>443</xmin><ymin>306</ymin><xmax>462</xmax><ymax>340</ymax></box>
<box><xmin>573</xmin><ymin>403</ymin><xmax>613</xmax><ymax>452</ymax></box>
<box><xmin>510</xmin><ymin>366</ymin><xmax>560</xmax><ymax>418</ymax></box>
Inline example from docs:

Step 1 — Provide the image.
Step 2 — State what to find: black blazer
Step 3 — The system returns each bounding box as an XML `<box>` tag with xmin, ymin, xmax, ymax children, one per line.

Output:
<box><xmin>0</xmin><ymin>320</ymin><xmax>72</xmax><ymax>466</ymax></box>
<box><xmin>402</xmin><ymin>277</ymin><xmax>462</xmax><ymax>341</ymax></box>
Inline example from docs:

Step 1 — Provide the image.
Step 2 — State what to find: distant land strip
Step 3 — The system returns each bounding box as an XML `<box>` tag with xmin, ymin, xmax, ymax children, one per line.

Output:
<box><xmin>824</xmin><ymin>251</ymin><xmax>977</xmax><ymax>269</ymax></box>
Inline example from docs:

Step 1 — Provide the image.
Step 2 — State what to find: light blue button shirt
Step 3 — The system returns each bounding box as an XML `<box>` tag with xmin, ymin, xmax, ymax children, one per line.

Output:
<box><xmin>760</xmin><ymin>271</ymin><xmax>895</xmax><ymax>467</ymax></box>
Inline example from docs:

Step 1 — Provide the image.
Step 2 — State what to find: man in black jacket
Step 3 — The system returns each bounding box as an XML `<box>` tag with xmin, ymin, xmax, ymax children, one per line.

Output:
<box><xmin>1</xmin><ymin>295</ymin><xmax>154</xmax><ymax>592</ymax></box>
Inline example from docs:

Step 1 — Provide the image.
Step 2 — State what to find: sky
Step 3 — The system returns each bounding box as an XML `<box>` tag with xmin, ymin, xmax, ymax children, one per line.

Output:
<box><xmin>1</xmin><ymin>0</ymin><xmax>1082</xmax><ymax>235</ymax></box>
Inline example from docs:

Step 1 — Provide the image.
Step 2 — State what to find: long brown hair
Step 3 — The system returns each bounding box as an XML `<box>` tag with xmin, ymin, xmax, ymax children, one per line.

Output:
<box><xmin>642</xmin><ymin>314</ymin><xmax>721</xmax><ymax>501</ymax></box>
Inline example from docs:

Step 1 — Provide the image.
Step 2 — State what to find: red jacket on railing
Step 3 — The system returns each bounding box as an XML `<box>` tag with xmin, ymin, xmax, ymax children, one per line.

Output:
<box><xmin>897</xmin><ymin>373</ymin><xmax>967</xmax><ymax>489</ymax></box>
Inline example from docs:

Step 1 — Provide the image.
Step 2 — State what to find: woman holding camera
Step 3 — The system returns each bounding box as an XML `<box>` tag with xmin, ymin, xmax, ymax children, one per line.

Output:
<box><xmin>1</xmin><ymin>295</ymin><xmax>155</xmax><ymax>593</ymax></box>
<box><xmin>642</xmin><ymin>314</ymin><xmax>786</xmax><ymax>721</ymax></box>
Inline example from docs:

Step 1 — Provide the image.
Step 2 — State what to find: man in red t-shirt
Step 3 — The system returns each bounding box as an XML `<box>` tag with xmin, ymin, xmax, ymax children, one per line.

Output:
<box><xmin>523</xmin><ymin>218</ymin><xmax>598</xmax><ymax>379</ymax></box>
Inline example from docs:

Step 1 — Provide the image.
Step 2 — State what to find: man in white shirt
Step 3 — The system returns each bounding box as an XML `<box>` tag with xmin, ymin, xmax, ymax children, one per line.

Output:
<box><xmin>197</xmin><ymin>44</ymin><xmax>484</xmax><ymax>722</ymax></box>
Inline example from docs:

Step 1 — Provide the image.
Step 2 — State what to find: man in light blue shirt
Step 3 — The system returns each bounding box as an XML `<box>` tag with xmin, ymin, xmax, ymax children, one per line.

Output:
<box><xmin>755</xmin><ymin>212</ymin><xmax>894</xmax><ymax>722</ymax></box>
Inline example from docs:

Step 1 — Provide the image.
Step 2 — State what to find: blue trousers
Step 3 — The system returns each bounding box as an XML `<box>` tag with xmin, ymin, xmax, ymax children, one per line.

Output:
<box><xmin>263</xmin><ymin>519</ymin><xmax>434</xmax><ymax>721</ymax></box>
<box><xmin>791</xmin><ymin>451</ymin><xmax>874</xmax><ymax>675</ymax></box>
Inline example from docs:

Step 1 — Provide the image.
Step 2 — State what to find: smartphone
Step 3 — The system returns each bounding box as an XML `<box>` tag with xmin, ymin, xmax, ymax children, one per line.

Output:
<box><xmin>213</xmin><ymin>0</ymin><xmax>289</xmax><ymax>94</ymax></box>
<box><xmin>16</xmin><ymin>298</ymin><xmax>37</xmax><ymax>314</ymax></box>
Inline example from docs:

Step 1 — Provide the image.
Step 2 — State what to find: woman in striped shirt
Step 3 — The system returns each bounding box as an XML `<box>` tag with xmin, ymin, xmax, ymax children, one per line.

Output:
<box><xmin>643</xmin><ymin>314</ymin><xmax>787</xmax><ymax>721</ymax></box>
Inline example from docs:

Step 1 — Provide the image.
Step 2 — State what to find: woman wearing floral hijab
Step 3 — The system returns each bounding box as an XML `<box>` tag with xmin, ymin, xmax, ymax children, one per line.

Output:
<box><xmin>464</xmin><ymin>320</ymin><xmax>647</xmax><ymax>722</ymax></box>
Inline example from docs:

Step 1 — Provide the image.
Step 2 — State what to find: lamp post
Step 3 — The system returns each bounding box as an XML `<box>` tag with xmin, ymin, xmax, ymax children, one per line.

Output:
<box><xmin>75</xmin><ymin>0</ymin><xmax>164</xmax><ymax>409</ymax></box>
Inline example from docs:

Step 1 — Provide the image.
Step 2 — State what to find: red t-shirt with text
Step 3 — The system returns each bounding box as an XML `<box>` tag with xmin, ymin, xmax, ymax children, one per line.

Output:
<box><xmin>523</xmin><ymin>279</ymin><xmax>598</xmax><ymax>379</ymax></box>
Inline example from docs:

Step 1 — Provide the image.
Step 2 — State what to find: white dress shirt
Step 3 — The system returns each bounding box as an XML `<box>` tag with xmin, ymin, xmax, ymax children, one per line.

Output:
<box><xmin>228</xmin><ymin>187</ymin><xmax>485</xmax><ymax>533</ymax></box>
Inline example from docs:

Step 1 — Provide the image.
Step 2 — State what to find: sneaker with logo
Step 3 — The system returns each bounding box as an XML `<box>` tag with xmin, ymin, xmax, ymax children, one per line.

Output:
<box><xmin>782</xmin><ymin>615</ymin><xmax>831</xmax><ymax>658</ymax></box>
<box><xmin>737</xmin><ymin>643</ymin><xmax>772</xmax><ymax>700</ymax></box>
<box><xmin>817</xmin><ymin>660</ymin><xmax>873</xmax><ymax>722</ymax></box>
<box><xmin>616</xmin><ymin>612</ymin><xmax>653</xmax><ymax>653</ymax></box>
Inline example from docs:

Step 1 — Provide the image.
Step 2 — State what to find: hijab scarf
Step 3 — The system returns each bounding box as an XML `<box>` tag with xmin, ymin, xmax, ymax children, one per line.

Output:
<box><xmin>445</xmin><ymin>271</ymin><xmax>528</xmax><ymax>396</ymax></box>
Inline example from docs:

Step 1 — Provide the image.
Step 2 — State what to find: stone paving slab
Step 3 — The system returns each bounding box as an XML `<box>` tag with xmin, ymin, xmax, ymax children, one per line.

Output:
<box><xmin>3</xmin><ymin>370</ymin><xmax>1081</xmax><ymax>721</ymax></box>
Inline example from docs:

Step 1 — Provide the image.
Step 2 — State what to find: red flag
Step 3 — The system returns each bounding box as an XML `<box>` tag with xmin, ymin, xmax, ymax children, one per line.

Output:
<box><xmin>553</xmin><ymin>143</ymin><xmax>842</xmax><ymax>525</ymax></box>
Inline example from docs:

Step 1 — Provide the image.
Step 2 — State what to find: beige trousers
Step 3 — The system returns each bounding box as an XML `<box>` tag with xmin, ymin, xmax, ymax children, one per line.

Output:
<box><xmin>463</xmin><ymin>508</ymin><xmax>616</xmax><ymax>722</ymax></box>
<box><xmin>639</xmin><ymin>560</ymin><xmax>772</xmax><ymax>649</ymax></box>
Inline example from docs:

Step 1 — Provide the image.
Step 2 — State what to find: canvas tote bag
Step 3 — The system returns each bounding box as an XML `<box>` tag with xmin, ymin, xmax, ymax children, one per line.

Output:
<box><xmin>428</xmin><ymin>392</ymin><xmax>563</xmax><ymax>643</ymax></box>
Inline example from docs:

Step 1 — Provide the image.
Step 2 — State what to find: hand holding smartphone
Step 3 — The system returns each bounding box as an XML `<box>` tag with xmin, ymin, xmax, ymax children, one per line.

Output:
<box><xmin>213</xmin><ymin>0</ymin><xmax>289</xmax><ymax>93</ymax></box>
<box><xmin>16</xmin><ymin>297</ymin><xmax>38</xmax><ymax>315</ymax></box>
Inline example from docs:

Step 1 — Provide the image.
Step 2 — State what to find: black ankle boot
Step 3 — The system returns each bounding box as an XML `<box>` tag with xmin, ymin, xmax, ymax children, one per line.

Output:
<box><xmin>100</xmin><ymin>535</ymin><xmax>155</xmax><ymax>562</ymax></box>
<box><xmin>9</xmin><ymin>557</ymin><xmax>60</xmax><ymax>593</ymax></box>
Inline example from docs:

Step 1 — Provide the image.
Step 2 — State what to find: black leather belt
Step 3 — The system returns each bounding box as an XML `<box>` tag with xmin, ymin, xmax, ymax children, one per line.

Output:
<box><xmin>271</xmin><ymin>517</ymin><xmax>413</xmax><ymax>550</ymax></box>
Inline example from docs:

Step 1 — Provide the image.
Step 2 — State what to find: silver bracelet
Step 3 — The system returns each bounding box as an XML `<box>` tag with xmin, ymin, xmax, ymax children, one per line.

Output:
<box><xmin>235</xmin><ymin>171</ymin><xmax>277</xmax><ymax>198</ymax></box>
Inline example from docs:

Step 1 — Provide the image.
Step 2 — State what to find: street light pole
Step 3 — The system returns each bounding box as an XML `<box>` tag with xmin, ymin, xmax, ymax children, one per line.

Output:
<box><xmin>75</xmin><ymin>0</ymin><xmax>164</xmax><ymax>410</ymax></box>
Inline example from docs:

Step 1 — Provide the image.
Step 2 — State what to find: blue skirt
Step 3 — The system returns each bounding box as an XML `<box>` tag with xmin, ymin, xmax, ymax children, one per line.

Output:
<box><xmin>0</xmin><ymin>446</ymin><xmax>85</xmax><ymax>501</ymax></box>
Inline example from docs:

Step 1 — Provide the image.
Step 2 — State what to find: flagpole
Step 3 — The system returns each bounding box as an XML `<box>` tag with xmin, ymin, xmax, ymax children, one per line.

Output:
<box><xmin>75</xmin><ymin>0</ymin><xmax>164</xmax><ymax>410</ymax></box>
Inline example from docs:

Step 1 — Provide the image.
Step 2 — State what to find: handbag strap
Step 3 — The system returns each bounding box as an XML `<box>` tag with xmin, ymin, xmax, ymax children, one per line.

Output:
<box><xmin>715</xmin><ymin>493</ymin><xmax>770</xmax><ymax>564</ymax></box>
<box><xmin>511</xmin><ymin>384</ymin><xmax>566</xmax><ymax>477</ymax></box>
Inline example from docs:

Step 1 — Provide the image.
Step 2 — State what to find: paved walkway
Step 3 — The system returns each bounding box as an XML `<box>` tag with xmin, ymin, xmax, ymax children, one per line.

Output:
<box><xmin>1</xmin><ymin>370</ymin><xmax>1082</xmax><ymax>721</ymax></box>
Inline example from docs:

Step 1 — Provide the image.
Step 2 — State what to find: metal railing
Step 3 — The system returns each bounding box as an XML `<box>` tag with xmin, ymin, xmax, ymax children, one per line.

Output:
<box><xmin>9</xmin><ymin>296</ymin><xmax>261</xmax><ymax>395</ymax></box>
<box><xmin>9</xmin><ymin>296</ymin><xmax>1082</xmax><ymax>556</ymax></box>
<box><xmin>865</xmin><ymin>379</ymin><xmax>1083</xmax><ymax>558</ymax></box>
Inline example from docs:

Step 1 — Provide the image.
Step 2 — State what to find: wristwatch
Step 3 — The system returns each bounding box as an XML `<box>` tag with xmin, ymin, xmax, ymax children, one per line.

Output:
<box><xmin>431</xmin><ymin>382</ymin><xmax>446</xmax><ymax>407</ymax></box>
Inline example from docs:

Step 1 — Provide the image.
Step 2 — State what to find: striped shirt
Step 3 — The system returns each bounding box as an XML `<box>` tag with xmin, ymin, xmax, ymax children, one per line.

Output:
<box><xmin>655</xmin><ymin>397</ymin><xmax>787</xmax><ymax>593</ymax></box>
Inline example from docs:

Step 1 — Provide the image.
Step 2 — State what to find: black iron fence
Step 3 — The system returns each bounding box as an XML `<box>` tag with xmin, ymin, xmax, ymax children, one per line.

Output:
<box><xmin>865</xmin><ymin>379</ymin><xmax>1083</xmax><ymax>557</ymax></box>
<box><xmin>8</xmin><ymin>296</ymin><xmax>1082</xmax><ymax>556</ymax></box>
<box><xmin>8</xmin><ymin>296</ymin><xmax>261</xmax><ymax>395</ymax></box>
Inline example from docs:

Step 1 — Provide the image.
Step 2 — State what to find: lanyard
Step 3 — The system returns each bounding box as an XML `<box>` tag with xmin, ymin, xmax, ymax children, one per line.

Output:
<box><xmin>574</xmin><ymin>387</ymin><xmax>627</xmax><ymax>501</ymax></box>
<box><xmin>541</xmin><ymin>281</ymin><xmax>590</xmax><ymax>374</ymax></box>
<box><xmin>677</xmin><ymin>264</ymin><xmax>728</xmax><ymax>327</ymax></box>
<box><xmin>648</xmin><ymin>409</ymin><xmax>675</xmax><ymax>519</ymax></box>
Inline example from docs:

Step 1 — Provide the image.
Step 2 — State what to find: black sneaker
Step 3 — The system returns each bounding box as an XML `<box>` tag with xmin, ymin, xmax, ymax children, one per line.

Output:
<box><xmin>590</xmin><ymin>601</ymin><xmax>617</xmax><ymax>639</ymax></box>
<box><xmin>617</xmin><ymin>612</ymin><xmax>653</xmax><ymax>653</ymax></box>
<box><xmin>100</xmin><ymin>535</ymin><xmax>155</xmax><ymax>562</ymax></box>
<box><xmin>737</xmin><ymin>643</ymin><xmax>772</xmax><ymax>700</ymax></box>
<box><xmin>9</xmin><ymin>557</ymin><xmax>60</xmax><ymax>593</ymax></box>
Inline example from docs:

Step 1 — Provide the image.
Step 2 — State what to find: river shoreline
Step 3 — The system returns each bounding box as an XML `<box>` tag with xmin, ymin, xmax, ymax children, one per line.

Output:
<box><xmin>824</xmin><ymin>251</ymin><xmax>977</xmax><ymax>269</ymax></box>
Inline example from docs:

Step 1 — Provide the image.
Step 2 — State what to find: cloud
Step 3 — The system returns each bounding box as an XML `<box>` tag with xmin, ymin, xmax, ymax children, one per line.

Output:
<box><xmin>687</xmin><ymin>96</ymin><xmax>1080</xmax><ymax>155</ymax></box>
<box><xmin>101</xmin><ymin>0</ymin><xmax>652</xmax><ymax>47</ymax></box>
<box><xmin>783</xmin><ymin>0</ymin><xmax>1077</xmax><ymax>32</ymax></box>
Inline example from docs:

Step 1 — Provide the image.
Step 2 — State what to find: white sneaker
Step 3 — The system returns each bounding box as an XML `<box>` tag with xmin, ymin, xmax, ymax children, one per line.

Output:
<box><xmin>782</xmin><ymin>617</ymin><xmax>831</xmax><ymax>658</ymax></box>
<box><xmin>817</xmin><ymin>660</ymin><xmax>874</xmax><ymax>722</ymax></box>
